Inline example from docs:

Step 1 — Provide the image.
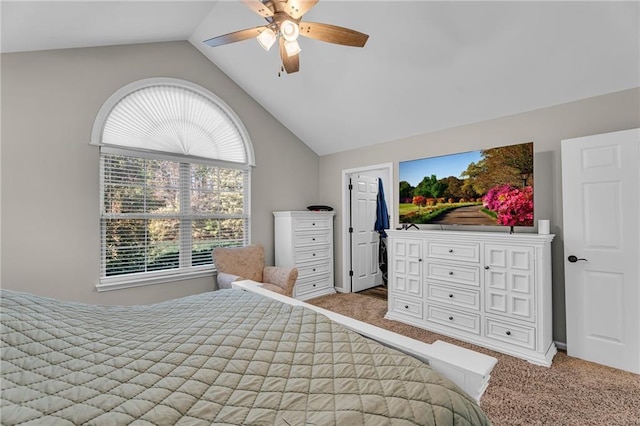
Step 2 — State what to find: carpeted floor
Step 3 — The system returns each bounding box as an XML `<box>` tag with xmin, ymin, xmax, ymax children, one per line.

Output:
<box><xmin>307</xmin><ymin>291</ymin><xmax>640</xmax><ymax>426</ymax></box>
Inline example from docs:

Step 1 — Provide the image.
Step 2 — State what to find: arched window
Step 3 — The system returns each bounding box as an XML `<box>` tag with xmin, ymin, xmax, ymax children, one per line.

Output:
<box><xmin>91</xmin><ymin>78</ymin><xmax>254</xmax><ymax>290</ymax></box>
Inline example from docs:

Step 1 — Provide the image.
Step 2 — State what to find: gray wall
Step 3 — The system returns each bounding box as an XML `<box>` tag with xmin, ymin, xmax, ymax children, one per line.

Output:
<box><xmin>1</xmin><ymin>41</ymin><xmax>319</xmax><ymax>305</ymax></box>
<box><xmin>319</xmin><ymin>87</ymin><xmax>640</xmax><ymax>344</ymax></box>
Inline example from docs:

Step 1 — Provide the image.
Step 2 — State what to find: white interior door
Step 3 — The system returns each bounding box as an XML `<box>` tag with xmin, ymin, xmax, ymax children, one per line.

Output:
<box><xmin>351</xmin><ymin>174</ymin><xmax>382</xmax><ymax>292</ymax></box>
<box><xmin>561</xmin><ymin>128</ymin><xmax>640</xmax><ymax>374</ymax></box>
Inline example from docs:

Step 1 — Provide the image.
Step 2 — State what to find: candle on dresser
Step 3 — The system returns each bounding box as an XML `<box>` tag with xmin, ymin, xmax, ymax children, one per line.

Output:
<box><xmin>538</xmin><ymin>219</ymin><xmax>550</xmax><ymax>235</ymax></box>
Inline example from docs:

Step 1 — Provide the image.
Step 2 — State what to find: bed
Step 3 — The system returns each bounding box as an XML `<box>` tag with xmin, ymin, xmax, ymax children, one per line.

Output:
<box><xmin>1</xmin><ymin>288</ymin><xmax>491</xmax><ymax>425</ymax></box>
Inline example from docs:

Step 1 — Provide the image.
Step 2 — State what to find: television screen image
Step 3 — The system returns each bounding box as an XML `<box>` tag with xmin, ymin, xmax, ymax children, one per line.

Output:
<box><xmin>398</xmin><ymin>141</ymin><xmax>534</xmax><ymax>227</ymax></box>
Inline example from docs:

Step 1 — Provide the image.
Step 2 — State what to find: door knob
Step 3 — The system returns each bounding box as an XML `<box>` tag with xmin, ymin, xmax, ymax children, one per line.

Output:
<box><xmin>568</xmin><ymin>255</ymin><xmax>588</xmax><ymax>263</ymax></box>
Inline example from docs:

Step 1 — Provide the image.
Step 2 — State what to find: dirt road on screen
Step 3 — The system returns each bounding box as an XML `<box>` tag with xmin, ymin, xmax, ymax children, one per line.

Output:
<box><xmin>429</xmin><ymin>205</ymin><xmax>496</xmax><ymax>225</ymax></box>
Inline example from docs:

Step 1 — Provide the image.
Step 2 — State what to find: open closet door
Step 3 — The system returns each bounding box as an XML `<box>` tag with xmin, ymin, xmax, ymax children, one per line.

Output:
<box><xmin>350</xmin><ymin>174</ymin><xmax>382</xmax><ymax>292</ymax></box>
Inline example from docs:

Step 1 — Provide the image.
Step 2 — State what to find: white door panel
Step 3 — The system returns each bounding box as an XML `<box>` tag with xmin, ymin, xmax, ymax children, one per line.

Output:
<box><xmin>391</xmin><ymin>238</ymin><xmax>423</xmax><ymax>297</ymax></box>
<box><xmin>351</xmin><ymin>174</ymin><xmax>381</xmax><ymax>292</ymax></box>
<box><xmin>484</xmin><ymin>244</ymin><xmax>534</xmax><ymax>322</ymax></box>
<box><xmin>562</xmin><ymin>128</ymin><xmax>639</xmax><ymax>374</ymax></box>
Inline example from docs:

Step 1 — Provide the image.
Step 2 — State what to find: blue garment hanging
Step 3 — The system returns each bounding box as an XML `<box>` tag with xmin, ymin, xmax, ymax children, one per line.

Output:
<box><xmin>374</xmin><ymin>178</ymin><xmax>390</xmax><ymax>286</ymax></box>
<box><xmin>374</xmin><ymin>178</ymin><xmax>390</xmax><ymax>237</ymax></box>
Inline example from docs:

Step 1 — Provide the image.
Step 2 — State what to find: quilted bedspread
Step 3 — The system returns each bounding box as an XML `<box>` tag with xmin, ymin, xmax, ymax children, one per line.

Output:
<box><xmin>1</xmin><ymin>289</ymin><xmax>491</xmax><ymax>425</ymax></box>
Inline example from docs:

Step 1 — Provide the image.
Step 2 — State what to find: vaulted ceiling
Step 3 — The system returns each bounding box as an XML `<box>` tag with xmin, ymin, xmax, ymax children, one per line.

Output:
<box><xmin>2</xmin><ymin>1</ymin><xmax>639</xmax><ymax>155</ymax></box>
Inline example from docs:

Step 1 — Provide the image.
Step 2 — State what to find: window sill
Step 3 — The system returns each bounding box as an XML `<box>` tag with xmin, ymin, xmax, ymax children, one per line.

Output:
<box><xmin>95</xmin><ymin>267</ymin><xmax>216</xmax><ymax>292</ymax></box>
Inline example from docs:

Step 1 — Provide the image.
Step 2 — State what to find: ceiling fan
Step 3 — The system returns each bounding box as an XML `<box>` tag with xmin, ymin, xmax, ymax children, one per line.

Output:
<box><xmin>203</xmin><ymin>0</ymin><xmax>369</xmax><ymax>74</ymax></box>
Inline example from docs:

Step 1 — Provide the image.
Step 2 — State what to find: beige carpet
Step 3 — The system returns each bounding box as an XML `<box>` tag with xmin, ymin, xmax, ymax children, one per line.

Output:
<box><xmin>307</xmin><ymin>292</ymin><xmax>640</xmax><ymax>426</ymax></box>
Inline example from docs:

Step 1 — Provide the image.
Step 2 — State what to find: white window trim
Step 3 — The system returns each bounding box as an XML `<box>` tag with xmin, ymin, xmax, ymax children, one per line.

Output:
<box><xmin>91</xmin><ymin>78</ymin><xmax>253</xmax><ymax>291</ymax></box>
<box><xmin>96</xmin><ymin>266</ymin><xmax>217</xmax><ymax>293</ymax></box>
<box><xmin>100</xmin><ymin>146</ymin><xmax>252</xmax><ymax>172</ymax></box>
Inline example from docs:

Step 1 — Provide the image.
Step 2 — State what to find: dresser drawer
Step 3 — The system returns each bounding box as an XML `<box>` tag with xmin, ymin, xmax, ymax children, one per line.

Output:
<box><xmin>392</xmin><ymin>296</ymin><xmax>423</xmax><ymax>319</ymax></box>
<box><xmin>485</xmin><ymin>317</ymin><xmax>535</xmax><ymax>350</ymax></box>
<box><xmin>426</xmin><ymin>304</ymin><xmax>480</xmax><ymax>335</ymax></box>
<box><xmin>294</xmin><ymin>218</ymin><xmax>332</xmax><ymax>231</ymax></box>
<box><xmin>295</xmin><ymin>274</ymin><xmax>332</xmax><ymax>296</ymax></box>
<box><xmin>294</xmin><ymin>231</ymin><xmax>331</xmax><ymax>247</ymax></box>
<box><xmin>297</xmin><ymin>259</ymin><xmax>332</xmax><ymax>279</ymax></box>
<box><xmin>427</xmin><ymin>241</ymin><xmax>480</xmax><ymax>263</ymax></box>
<box><xmin>294</xmin><ymin>245</ymin><xmax>332</xmax><ymax>263</ymax></box>
<box><xmin>426</xmin><ymin>282</ymin><xmax>480</xmax><ymax>311</ymax></box>
<box><xmin>426</xmin><ymin>262</ymin><xmax>480</xmax><ymax>287</ymax></box>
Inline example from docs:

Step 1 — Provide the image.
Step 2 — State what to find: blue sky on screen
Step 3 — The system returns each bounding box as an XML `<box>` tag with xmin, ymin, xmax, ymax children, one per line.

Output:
<box><xmin>399</xmin><ymin>150</ymin><xmax>483</xmax><ymax>186</ymax></box>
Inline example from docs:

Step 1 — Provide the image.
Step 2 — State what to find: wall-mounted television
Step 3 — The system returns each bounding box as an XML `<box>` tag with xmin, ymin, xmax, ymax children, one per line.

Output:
<box><xmin>398</xmin><ymin>141</ymin><xmax>534</xmax><ymax>228</ymax></box>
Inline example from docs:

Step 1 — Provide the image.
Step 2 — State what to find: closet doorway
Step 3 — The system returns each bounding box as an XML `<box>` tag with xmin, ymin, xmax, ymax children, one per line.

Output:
<box><xmin>341</xmin><ymin>163</ymin><xmax>393</xmax><ymax>293</ymax></box>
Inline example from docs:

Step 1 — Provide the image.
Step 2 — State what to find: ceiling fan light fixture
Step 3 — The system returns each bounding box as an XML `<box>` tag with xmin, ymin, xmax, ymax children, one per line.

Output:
<box><xmin>203</xmin><ymin>0</ymin><xmax>369</xmax><ymax>75</ymax></box>
<box><xmin>284</xmin><ymin>40</ymin><xmax>301</xmax><ymax>57</ymax></box>
<box><xmin>280</xmin><ymin>19</ymin><xmax>300</xmax><ymax>42</ymax></box>
<box><xmin>257</xmin><ymin>27</ymin><xmax>276</xmax><ymax>51</ymax></box>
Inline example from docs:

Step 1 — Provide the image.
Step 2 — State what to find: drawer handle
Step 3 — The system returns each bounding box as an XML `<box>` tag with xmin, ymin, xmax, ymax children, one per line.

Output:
<box><xmin>404</xmin><ymin>305</ymin><xmax>409</xmax><ymax>309</ymax></box>
<box><xmin>449</xmin><ymin>271</ymin><xmax>454</xmax><ymax>275</ymax></box>
<box><xmin>448</xmin><ymin>316</ymin><xmax>454</xmax><ymax>321</ymax></box>
<box><xmin>313</xmin><ymin>284</ymin><xmax>316</xmax><ymax>287</ymax></box>
<box><xmin>418</xmin><ymin>258</ymin><xmax>423</xmax><ymax>262</ymax></box>
<box><xmin>312</xmin><ymin>253</ymin><xmax>316</xmax><ymax>257</ymax></box>
<box><xmin>449</xmin><ymin>249</ymin><xmax>454</xmax><ymax>253</ymax></box>
<box><xmin>312</xmin><ymin>238</ymin><xmax>316</xmax><ymax>241</ymax></box>
<box><xmin>448</xmin><ymin>294</ymin><xmax>453</xmax><ymax>298</ymax></box>
<box><xmin>506</xmin><ymin>331</ymin><xmax>511</xmax><ymax>336</ymax></box>
<box><xmin>485</xmin><ymin>266</ymin><xmax>490</xmax><ymax>270</ymax></box>
<box><xmin>312</xmin><ymin>268</ymin><xmax>316</xmax><ymax>272</ymax></box>
<box><xmin>312</xmin><ymin>223</ymin><xmax>315</xmax><ymax>226</ymax></box>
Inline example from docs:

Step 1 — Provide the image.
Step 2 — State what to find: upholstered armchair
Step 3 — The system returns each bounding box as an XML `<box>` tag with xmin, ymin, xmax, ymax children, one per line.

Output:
<box><xmin>212</xmin><ymin>244</ymin><xmax>298</xmax><ymax>297</ymax></box>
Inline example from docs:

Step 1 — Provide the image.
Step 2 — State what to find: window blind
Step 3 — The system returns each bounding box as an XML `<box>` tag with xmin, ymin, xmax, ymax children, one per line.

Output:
<box><xmin>100</xmin><ymin>152</ymin><xmax>249</xmax><ymax>281</ymax></box>
<box><xmin>102</xmin><ymin>85</ymin><xmax>248</xmax><ymax>163</ymax></box>
<box><xmin>92</xmin><ymin>79</ymin><xmax>253</xmax><ymax>288</ymax></box>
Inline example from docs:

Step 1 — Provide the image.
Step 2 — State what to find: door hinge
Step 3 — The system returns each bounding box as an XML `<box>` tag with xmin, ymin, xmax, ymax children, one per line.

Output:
<box><xmin>349</xmin><ymin>227</ymin><xmax>353</xmax><ymax>233</ymax></box>
<box><xmin>348</xmin><ymin>183</ymin><xmax>353</xmax><ymax>190</ymax></box>
<box><xmin>349</xmin><ymin>270</ymin><xmax>354</xmax><ymax>277</ymax></box>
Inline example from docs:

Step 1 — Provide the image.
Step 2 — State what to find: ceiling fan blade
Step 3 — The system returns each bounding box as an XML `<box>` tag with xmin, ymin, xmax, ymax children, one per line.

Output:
<box><xmin>279</xmin><ymin>38</ymin><xmax>300</xmax><ymax>74</ymax></box>
<box><xmin>203</xmin><ymin>26</ymin><xmax>267</xmax><ymax>48</ymax></box>
<box><xmin>240</xmin><ymin>0</ymin><xmax>274</xmax><ymax>18</ymax></box>
<box><xmin>299</xmin><ymin>22</ymin><xmax>369</xmax><ymax>47</ymax></box>
<box><xmin>285</xmin><ymin>0</ymin><xmax>319</xmax><ymax>19</ymax></box>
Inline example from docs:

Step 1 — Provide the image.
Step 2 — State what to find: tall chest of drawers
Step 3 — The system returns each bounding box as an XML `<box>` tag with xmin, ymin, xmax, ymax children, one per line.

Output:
<box><xmin>386</xmin><ymin>230</ymin><xmax>556</xmax><ymax>366</ymax></box>
<box><xmin>273</xmin><ymin>211</ymin><xmax>336</xmax><ymax>300</ymax></box>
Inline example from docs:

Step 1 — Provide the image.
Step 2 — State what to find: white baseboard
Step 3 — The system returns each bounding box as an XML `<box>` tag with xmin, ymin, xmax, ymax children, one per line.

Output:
<box><xmin>554</xmin><ymin>341</ymin><xmax>567</xmax><ymax>351</ymax></box>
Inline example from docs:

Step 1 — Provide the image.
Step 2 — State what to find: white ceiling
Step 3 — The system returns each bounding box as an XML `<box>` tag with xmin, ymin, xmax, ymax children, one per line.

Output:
<box><xmin>2</xmin><ymin>1</ymin><xmax>639</xmax><ymax>156</ymax></box>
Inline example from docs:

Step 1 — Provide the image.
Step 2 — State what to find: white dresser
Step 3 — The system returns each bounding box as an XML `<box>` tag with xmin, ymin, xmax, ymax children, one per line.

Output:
<box><xmin>274</xmin><ymin>211</ymin><xmax>336</xmax><ymax>300</ymax></box>
<box><xmin>386</xmin><ymin>230</ymin><xmax>556</xmax><ymax>366</ymax></box>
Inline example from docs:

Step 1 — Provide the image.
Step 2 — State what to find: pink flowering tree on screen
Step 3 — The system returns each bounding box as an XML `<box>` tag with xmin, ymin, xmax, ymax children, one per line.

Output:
<box><xmin>483</xmin><ymin>185</ymin><xmax>533</xmax><ymax>227</ymax></box>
